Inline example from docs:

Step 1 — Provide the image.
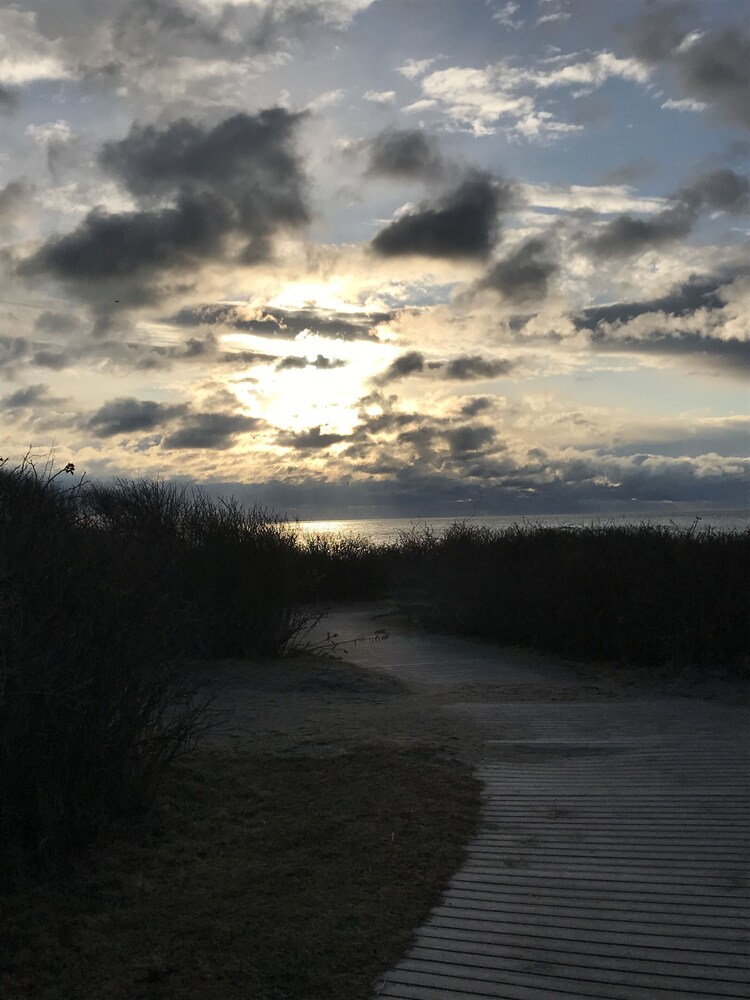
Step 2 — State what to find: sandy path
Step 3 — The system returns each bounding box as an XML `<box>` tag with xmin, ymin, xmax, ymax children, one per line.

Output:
<box><xmin>299</xmin><ymin>604</ymin><xmax>750</xmax><ymax>1000</ymax></box>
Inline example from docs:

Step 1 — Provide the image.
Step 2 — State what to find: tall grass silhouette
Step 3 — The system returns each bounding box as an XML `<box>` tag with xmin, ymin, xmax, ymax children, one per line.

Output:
<box><xmin>0</xmin><ymin>461</ymin><xmax>311</xmax><ymax>874</ymax></box>
<box><xmin>2</xmin><ymin>458</ymin><xmax>746</xmax><ymax>874</ymax></box>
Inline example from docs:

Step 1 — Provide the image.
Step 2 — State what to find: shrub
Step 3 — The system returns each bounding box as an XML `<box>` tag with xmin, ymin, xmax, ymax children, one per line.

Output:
<box><xmin>0</xmin><ymin>459</ymin><xmax>206</xmax><ymax>873</ymax></box>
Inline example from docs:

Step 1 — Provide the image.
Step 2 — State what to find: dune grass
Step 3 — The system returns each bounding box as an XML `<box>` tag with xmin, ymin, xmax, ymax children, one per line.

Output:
<box><xmin>387</xmin><ymin>519</ymin><xmax>750</xmax><ymax>670</ymax></box>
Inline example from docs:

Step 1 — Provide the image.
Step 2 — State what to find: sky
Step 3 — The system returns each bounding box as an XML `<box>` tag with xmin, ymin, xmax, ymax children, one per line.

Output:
<box><xmin>0</xmin><ymin>0</ymin><xmax>748</xmax><ymax>519</ymax></box>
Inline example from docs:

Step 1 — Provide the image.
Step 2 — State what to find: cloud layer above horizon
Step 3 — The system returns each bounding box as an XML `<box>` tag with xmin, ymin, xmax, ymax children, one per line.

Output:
<box><xmin>1</xmin><ymin>0</ymin><xmax>748</xmax><ymax>517</ymax></box>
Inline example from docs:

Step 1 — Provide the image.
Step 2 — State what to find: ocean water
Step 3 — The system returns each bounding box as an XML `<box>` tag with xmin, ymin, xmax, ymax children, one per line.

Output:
<box><xmin>298</xmin><ymin>509</ymin><xmax>750</xmax><ymax>545</ymax></box>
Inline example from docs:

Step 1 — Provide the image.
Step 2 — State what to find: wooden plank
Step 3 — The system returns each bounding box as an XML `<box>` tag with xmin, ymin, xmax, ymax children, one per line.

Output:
<box><xmin>402</xmin><ymin>952</ymin><xmax>750</xmax><ymax>995</ymax></box>
<box><xmin>430</xmin><ymin>904</ymin><xmax>748</xmax><ymax>942</ymax></box>
<box><xmin>418</xmin><ymin>924</ymin><xmax>750</xmax><ymax>971</ymax></box>
<box><xmin>424</xmin><ymin>913</ymin><xmax>750</xmax><ymax>956</ymax></box>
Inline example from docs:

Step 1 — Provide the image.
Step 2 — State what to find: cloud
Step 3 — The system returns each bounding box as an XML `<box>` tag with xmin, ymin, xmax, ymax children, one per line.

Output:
<box><xmin>460</xmin><ymin>396</ymin><xmax>493</xmax><ymax>416</ymax></box>
<box><xmin>363</xmin><ymin>89</ymin><xmax>396</xmax><ymax>105</ymax></box>
<box><xmin>99</xmin><ymin>107</ymin><xmax>308</xmax><ymax>232</ymax></box>
<box><xmin>442</xmin><ymin>355</ymin><xmax>514</xmax><ymax>380</ymax></box>
<box><xmin>20</xmin><ymin>193</ymin><xmax>230</xmax><ymax>301</ymax></box>
<box><xmin>396</xmin><ymin>57</ymin><xmax>438</xmax><ymax>80</ymax></box>
<box><xmin>371</xmin><ymin>172</ymin><xmax>515</xmax><ymax>259</ymax></box>
<box><xmin>582</xmin><ymin>169</ymin><xmax>750</xmax><ymax>258</ymax></box>
<box><xmin>86</xmin><ymin>397</ymin><xmax>188</xmax><ymax>437</ymax></box>
<box><xmin>374</xmin><ymin>350</ymin><xmax>514</xmax><ymax>384</ymax></box>
<box><xmin>275</xmin><ymin>353</ymin><xmax>346</xmax><ymax>370</ymax></box>
<box><xmin>0</xmin><ymin>179</ymin><xmax>34</xmax><ymax>238</ymax></box>
<box><xmin>477</xmin><ymin>235</ymin><xmax>559</xmax><ymax>304</ymax></box>
<box><xmin>0</xmin><ymin>9</ymin><xmax>72</xmax><ymax>86</ymax></box>
<box><xmin>623</xmin><ymin>7</ymin><xmax>750</xmax><ymax>129</ymax></box>
<box><xmin>34</xmin><ymin>310</ymin><xmax>80</xmax><ymax>335</ymax></box>
<box><xmin>277</xmin><ymin>425</ymin><xmax>347</xmax><ymax>449</ymax></box>
<box><xmin>169</xmin><ymin>302</ymin><xmax>388</xmax><ymax>340</ymax></box>
<box><xmin>0</xmin><ymin>383</ymin><xmax>68</xmax><ymax>412</ymax></box>
<box><xmin>162</xmin><ymin>411</ymin><xmax>263</xmax><ymax>449</ymax></box>
<box><xmin>491</xmin><ymin>2</ymin><xmax>523</xmax><ymax>30</ymax></box>
<box><xmin>20</xmin><ymin>109</ymin><xmax>309</xmax><ymax>305</ymax></box>
<box><xmin>364</xmin><ymin>128</ymin><xmax>445</xmax><ymax>181</ymax></box>
<box><xmin>410</xmin><ymin>51</ymin><xmax>647</xmax><ymax>139</ymax></box>
<box><xmin>444</xmin><ymin>424</ymin><xmax>496</xmax><ymax>454</ymax></box>
<box><xmin>576</xmin><ymin>270</ymin><xmax>750</xmax><ymax>375</ymax></box>
<box><xmin>373</xmin><ymin>350</ymin><xmax>425</xmax><ymax>383</ymax></box>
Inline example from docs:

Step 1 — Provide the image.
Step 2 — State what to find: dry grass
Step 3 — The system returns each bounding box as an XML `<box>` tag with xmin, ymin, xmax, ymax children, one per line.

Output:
<box><xmin>2</xmin><ymin>722</ymin><xmax>480</xmax><ymax>1000</ymax></box>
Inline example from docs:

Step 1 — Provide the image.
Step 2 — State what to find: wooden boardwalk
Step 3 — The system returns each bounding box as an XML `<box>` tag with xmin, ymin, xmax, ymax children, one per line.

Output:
<box><xmin>327</xmin><ymin>610</ymin><xmax>750</xmax><ymax>1000</ymax></box>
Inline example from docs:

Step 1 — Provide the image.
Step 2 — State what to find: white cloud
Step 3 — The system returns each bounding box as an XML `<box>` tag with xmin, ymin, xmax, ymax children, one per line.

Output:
<box><xmin>0</xmin><ymin>9</ymin><xmax>71</xmax><ymax>85</ymax></box>
<box><xmin>661</xmin><ymin>97</ymin><xmax>709</xmax><ymax>113</ymax></box>
<box><xmin>491</xmin><ymin>2</ymin><xmax>523</xmax><ymax>30</ymax></box>
<box><xmin>521</xmin><ymin>183</ymin><xmax>666</xmax><ymax>215</ymax></box>
<box><xmin>363</xmin><ymin>89</ymin><xmax>396</xmax><ymax>105</ymax></box>
<box><xmin>410</xmin><ymin>50</ymin><xmax>650</xmax><ymax>139</ymax></box>
<box><xmin>25</xmin><ymin>120</ymin><xmax>75</xmax><ymax>147</ymax></box>
<box><xmin>396</xmin><ymin>57</ymin><xmax>438</xmax><ymax>80</ymax></box>
<box><xmin>181</xmin><ymin>0</ymin><xmax>375</xmax><ymax>26</ymax></box>
<box><xmin>418</xmin><ymin>66</ymin><xmax>535</xmax><ymax>135</ymax></box>
<box><xmin>306</xmin><ymin>88</ymin><xmax>345</xmax><ymax>111</ymax></box>
<box><xmin>537</xmin><ymin>12</ymin><xmax>571</xmax><ymax>24</ymax></box>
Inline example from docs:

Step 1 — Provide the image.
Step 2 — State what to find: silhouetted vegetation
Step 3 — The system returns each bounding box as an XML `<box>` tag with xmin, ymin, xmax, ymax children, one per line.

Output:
<box><xmin>2</xmin><ymin>457</ymin><xmax>746</xmax><ymax>877</ymax></box>
<box><xmin>0</xmin><ymin>460</ymin><xmax>311</xmax><ymax>874</ymax></box>
<box><xmin>289</xmin><ymin>518</ymin><xmax>748</xmax><ymax>671</ymax></box>
<box><xmin>387</xmin><ymin>520</ymin><xmax>750</xmax><ymax>670</ymax></box>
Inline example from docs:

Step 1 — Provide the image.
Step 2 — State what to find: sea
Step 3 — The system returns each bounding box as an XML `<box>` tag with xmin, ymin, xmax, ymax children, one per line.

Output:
<box><xmin>297</xmin><ymin>509</ymin><xmax>750</xmax><ymax>545</ymax></box>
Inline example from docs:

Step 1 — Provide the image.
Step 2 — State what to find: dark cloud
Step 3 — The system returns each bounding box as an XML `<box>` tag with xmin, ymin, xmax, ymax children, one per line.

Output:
<box><xmin>0</xmin><ymin>383</ymin><xmax>63</xmax><ymax>410</ymax></box>
<box><xmin>275</xmin><ymin>354</ymin><xmax>346</xmax><ymax>371</ymax></box>
<box><xmin>624</xmin><ymin>7</ymin><xmax>750</xmax><ymax>130</ymax></box>
<box><xmin>576</xmin><ymin>271</ymin><xmax>750</xmax><ymax>375</ymax></box>
<box><xmin>374</xmin><ymin>351</ymin><xmax>513</xmax><ymax>385</ymax></box>
<box><xmin>365</xmin><ymin>128</ymin><xmax>445</xmax><ymax>181</ymax></box>
<box><xmin>478</xmin><ymin>236</ymin><xmax>559</xmax><ymax>302</ymax></box>
<box><xmin>169</xmin><ymin>303</ymin><xmax>387</xmax><ymax>341</ymax></box>
<box><xmin>583</xmin><ymin>169</ymin><xmax>749</xmax><ymax>258</ymax></box>
<box><xmin>277</xmin><ymin>425</ymin><xmax>347</xmax><ymax>450</ymax></box>
<box><xmin>86</xmin><ymin>397</ymin><xmax>188</xmax><ymax>437</ymax></box>
<box><xmin>576</xmin><ymin>273</ymin><xmax>728</xmax><ymax>329</ymax></box>
<box><xmin>207</xmin><ymin>451</ymin><xmax>749</xmax><ymax>518</ymax></box>
<box><xmin>34</xmin><ymin>311</ymin><xmax>80</xmax><ymax>335</ymax></box>
<box><xmin>162</xmin><ymin>412</ymin><xmax>263</xmax><ymax>449</ymax></box>
<box><xmin>32</xmin><ymin>350</ymin><xmax>70</xmax><ymax>370</ymax></box>
<box><xmin>19</xmin><ymin>192</ymin><xmax>231</xmax><ymax>302</ymax></box>
<box><xmin>592</xmin><ymin>330</ymin><xmax>750</xmax><ymax>376</ymax></box>
<box><xmin>622</xmin><ymin>1</ymin><xmax>689</xmax><ymax>64</ymax></box>
<box><xmin>680</xmin><ymin>169</ymin><xmax>750</xmax><ymax>213</ymax></box>
<box><xmin>374</xmin><ymin>350</ymin><xmax>425</xmax><ymax>384</ymax></box>
<box><xmin>0</xmin><ymin>84</ymin><xmax>18</xmax><ymax>115</ymax></box>
<box><xmin>443</xmin><ymin>355</ymin><xmax>514</xmax><ymax>380</ymax></box>
<box><xmin>20</xmin><ymin>109</ymin><xmax>309</xmax><ymax>305</ymax></box>
<box><xmin>114</xmin><ymin>0</ymin><xmax>225</xmax><ymax>51</ymax></box>
<box><xmin>370</xmin><ymin>172</ymin><xmax>516</xmax><ymax>259</ymax></box>
<box><xmin>460</xmin><ymin>396</ymin><xmax>493</xmax><ymax>416</ymax></box>
<box><xmin>444</xmin><ymin>424</ymin><xmax>496</xmax><ymax>455</ymax></box>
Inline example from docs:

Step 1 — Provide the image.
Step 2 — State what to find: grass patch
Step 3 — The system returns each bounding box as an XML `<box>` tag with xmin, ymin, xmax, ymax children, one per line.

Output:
<box><xmin>1</xmin><ymin>746</ymin><xmax>481</xmax><ymax>1000</ymax></box>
